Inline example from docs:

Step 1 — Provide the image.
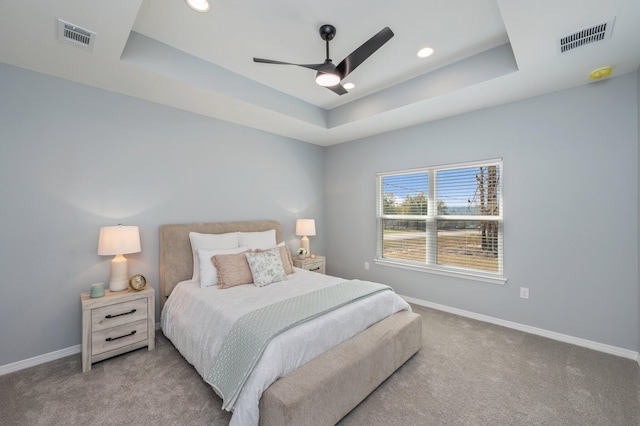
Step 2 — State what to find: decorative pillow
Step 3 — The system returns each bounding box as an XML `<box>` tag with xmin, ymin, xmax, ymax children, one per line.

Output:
<box><xmin>189</xmin><ymin>232</ymin><xmax>239</xmax><ymax>281</ymax></box>
<box><xmin>237</xmin><ymin>229</ymin><xmax>277</xmax><ymax>250</ymax></box>
<box><xmin>277</xmin><ymin>245</ymin><xmax>295</xmax><ymax>275</ymax></box>
<box><xmin>214</xmin><ymin>250</ymin><xmax>254</xmax><ymax>289</ymax></box>
<box><xmin>198</xmin><ymin>246</ymin><xmax>249</xmax><ymax>288</ymax></box>
<box><xmin>245</xmin><ymin>247</ymin><xmax>288</xmax><ymax>287</ymax></box>
<box><xmin>254</xmin><ymin>242</ymin><xmax>295</xmax><ymax>275</ymax></box>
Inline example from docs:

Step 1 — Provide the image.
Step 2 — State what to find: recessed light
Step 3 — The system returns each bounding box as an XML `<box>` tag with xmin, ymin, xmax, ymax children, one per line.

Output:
<box><xmin>417</xmin><ymin>47</ymin><xmax>434</xmax><ymax>58</ymax></box>
<box><xmin>343</xmin><ymin>82</ymin><xmax>355</xmax><ymax>90</ymax></box>
<box><xmin>185</xmin><ymin>0</ymin><xmax>210</xmax><ymax>12</ymax></box>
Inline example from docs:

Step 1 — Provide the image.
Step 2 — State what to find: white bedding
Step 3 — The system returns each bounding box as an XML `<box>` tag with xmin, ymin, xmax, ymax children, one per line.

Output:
<box><xmin>161</xmin><ymin>268</ymin><xmax>410</xmax><ymax>426</ymax></box>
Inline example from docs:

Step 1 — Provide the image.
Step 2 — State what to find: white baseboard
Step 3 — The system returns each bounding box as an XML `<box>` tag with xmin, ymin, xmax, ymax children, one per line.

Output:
<box><xmin>0</xmin><ymin>345</ymin><xmax>81</xmax><ymax>376</ymax></box>
<box><xmin>0</xmin><ymin>322</ymin><xmax>163</xmax><ymax>376</ymax></box>
<box><xmin>1</xmin><ymin>309</ymin><xmax>636</xmax><ymax>375</ymax></box>
<box><xmin>401</xmin><ymin>295</ymin><xmax>640</xmax><ymax>361</ymax></box>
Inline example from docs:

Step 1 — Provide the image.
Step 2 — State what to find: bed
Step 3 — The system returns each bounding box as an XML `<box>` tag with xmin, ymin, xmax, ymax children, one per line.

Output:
<box><xmin>159</xmin><ymin>220</ymin><xmax>422</xmax><ymax>426</ymax></box>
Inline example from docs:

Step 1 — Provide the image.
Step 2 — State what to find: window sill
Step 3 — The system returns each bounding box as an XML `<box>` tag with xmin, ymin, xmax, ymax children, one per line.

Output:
<box><xmin>373</xmin><ymin>258</ymin><xmax>507</xmax><ymax>285</ymax></box>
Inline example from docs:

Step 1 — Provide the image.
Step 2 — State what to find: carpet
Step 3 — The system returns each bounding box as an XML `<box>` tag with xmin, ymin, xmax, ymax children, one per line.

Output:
<box><xmin>1</xmin><ymin>304</ymin><xmax>638</xmax><ymax>425</ymax></box>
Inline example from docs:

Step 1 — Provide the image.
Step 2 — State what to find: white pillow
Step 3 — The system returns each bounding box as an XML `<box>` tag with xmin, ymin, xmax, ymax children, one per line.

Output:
<box><xmin>198</xmin><ymin>246</ymin><xmax>249</xmax><ymax>288</ymax></box>
<box><xmin>189</xmin><ymin>232</ymin><xmax>240</xmax><ymax>281</ymax></box>
<box><xmin>237</xmin><ymin>229</ymin><xmax>277</xmax><ymax>250</ymax></box>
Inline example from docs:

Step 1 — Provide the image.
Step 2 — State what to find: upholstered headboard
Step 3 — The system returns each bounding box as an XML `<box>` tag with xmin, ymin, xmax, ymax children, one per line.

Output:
<box><xmin>159</xmin><ymin>220</ymin><xmax>283</xmax><ymax>309</ymax></box>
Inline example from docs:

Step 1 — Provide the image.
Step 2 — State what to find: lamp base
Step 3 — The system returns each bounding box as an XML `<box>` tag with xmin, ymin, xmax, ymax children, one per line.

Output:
<box><xmin>109</xmin><ymin>278</ymin><xmax>129</xmax><ymax>292</ymax></box>
<box><xmin>301</xmin><ymin>236</ymin><xmax>310</xmax><ymax>254</ymax></box>
<box><xmin>109</xmin><ymin>254</ymin><xmax>130</xmax><ymax>292</ymax></box>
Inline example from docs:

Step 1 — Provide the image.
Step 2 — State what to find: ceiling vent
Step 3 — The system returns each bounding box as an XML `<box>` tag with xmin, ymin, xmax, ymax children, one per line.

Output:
<box><xmin>557</xmin><ymin>17</ymin><xmax>615</xmax><ymax>54</ymax></box>
<box><xmin>57</xmin><ymin>19</ymin><xmax>95</xmax><ymax>51</ymax></box>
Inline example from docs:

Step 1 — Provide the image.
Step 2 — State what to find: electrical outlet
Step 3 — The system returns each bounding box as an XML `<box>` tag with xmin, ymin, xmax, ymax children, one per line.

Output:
<box><xmin>364</xmin><ymin>262</ymin><xmax>370</xmax><ymax>270</ymax></box>
<box><xmin>520</xmin><ymin>287</ymin><xmax>529</xmax><ymax>299</ymax></box>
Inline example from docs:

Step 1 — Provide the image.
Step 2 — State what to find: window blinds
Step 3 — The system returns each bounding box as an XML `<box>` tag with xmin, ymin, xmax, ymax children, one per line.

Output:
<box><xmin>377</xmin><ymin>159</ymin><xmax>503</xmax><ymax>278</ymax></box>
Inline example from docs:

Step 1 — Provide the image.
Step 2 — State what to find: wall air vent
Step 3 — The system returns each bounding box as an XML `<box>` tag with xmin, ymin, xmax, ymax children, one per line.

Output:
<box><xmin>557</xmin><ymin>17</ymin><xmax>615</xmax><ymax>54</ymax></box>
<box><xmin>57</xmin><ymin>19</ymin><xmax>95</xmax><ymax>51</ymax></box>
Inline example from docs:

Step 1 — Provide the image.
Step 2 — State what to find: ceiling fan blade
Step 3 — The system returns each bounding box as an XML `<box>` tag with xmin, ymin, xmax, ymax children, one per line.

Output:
<box><xmin>253</xmin><ymin>58</ymin><xmax>335</xmax><ymax>72</ymax></box>
<box><xmin>326</xmin><ymin>83</ymin><xmax>348</xmax><ymax>96</ymax></box>
<box><xmin>336</xmin><ymin>27</ymin><xmax>394</xmax><ymax>79</ymax></box>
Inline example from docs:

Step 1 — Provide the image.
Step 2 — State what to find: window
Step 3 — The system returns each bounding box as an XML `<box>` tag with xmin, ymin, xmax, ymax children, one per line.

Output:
<box><xmin>376</xmin><ymin>159</ymin><xmax>504</xmax><ymax>284</ymax></box>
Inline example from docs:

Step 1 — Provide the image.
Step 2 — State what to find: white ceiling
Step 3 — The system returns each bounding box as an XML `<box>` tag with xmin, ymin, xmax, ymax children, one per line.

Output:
<box><xmin>1</xmin><ymin>0</ymin><xmax>639</xmax><ymax>146</ymax></box>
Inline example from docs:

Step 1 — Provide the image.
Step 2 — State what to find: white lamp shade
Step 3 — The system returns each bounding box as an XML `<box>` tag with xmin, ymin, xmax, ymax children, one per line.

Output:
<box><xmin>98</xmin><ymin>225</ymin><xmax>141</xmax><ymax>255</ymax></box>
<box><xmin>295</xmin><ymin>219</ymin><xmax>316</xmax><ymax>237</ymax></box>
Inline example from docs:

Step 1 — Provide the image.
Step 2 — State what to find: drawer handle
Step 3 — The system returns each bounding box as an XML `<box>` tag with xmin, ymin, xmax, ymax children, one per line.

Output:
<box><xmin>106</xmin><ymin>330</ymin><xmax>137</xmax><ymax>342</ymax></box>
<box><xmin>310</xmin><ymin>267</ymin><xmax>320</xmax><ymax>271</ymax></box>
<box><xmin>105</xmin><ymin>309</ymin><xmax>136</xmax><ymax>319</ymax></box>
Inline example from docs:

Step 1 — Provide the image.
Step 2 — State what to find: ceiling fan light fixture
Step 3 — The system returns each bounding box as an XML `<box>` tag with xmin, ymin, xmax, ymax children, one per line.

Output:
<box><xmin>315</xmin><ymin>72</ymin><xmax>341</xmax><ymax>87</ymax></box>
<box><xmin>185</xmin><ymin>0</ymin><xmax>210</xmax><ymax>12</ymax></box>
<box><xmin>254</xmin><ymin>25</ymin><xmax>393</xmax><ymax>96</ymax></box>
<box><xmin>343</xmin><ymin>82</ymin><xmax>355</xmax><ymax>90</ymax></box>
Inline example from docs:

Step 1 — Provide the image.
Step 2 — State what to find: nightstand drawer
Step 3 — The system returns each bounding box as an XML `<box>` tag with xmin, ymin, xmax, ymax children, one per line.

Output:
<box><xmin>304</xmin><ymin>260</ymin><xmax>324</xmax><ymax>272</ymax></box>
<box><xmin>91</xmin><ymin>319</ymin><xmax>148</xmax><ymax>356</ymax></box>
<box><xmin>91</xmin><ymin>298</ymin><xmax>148</xmax><ymax>331</ymax></box>
<box><xmin>292</xmin><ymin>255</ymin><xmax>326</xmax><ymax>274</ymax></box>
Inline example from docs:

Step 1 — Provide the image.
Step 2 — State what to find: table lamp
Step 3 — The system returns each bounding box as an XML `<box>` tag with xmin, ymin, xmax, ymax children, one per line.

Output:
<box><xmin>295</xmin><ymin>219</ymin><xmax>316</xmax><ymax>255</ymax></box>
<box><xmin>98</xmin><ymin>225</ymin><xmax>141</xmax><ymax>292</ymax></box>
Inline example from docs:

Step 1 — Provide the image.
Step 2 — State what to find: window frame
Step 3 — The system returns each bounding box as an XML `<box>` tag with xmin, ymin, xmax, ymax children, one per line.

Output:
<box><xmin>375</xmin><ymin>159</ymin><xmax>506</xmax><ymax>285</ymax></box>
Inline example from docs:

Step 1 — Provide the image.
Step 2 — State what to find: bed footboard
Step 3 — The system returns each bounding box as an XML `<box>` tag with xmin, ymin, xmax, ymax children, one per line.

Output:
<box><xmin>259</xmin><ymin>310</ymin><xmax>422</xmax><ymax>426</ymax></box>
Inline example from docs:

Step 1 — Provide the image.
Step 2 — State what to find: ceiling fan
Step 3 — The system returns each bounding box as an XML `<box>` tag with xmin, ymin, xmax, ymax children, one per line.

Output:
<box><xmin>253</xmin><ymin>25</ymin><xmax>394</xmax><ymax>95</ymax></box>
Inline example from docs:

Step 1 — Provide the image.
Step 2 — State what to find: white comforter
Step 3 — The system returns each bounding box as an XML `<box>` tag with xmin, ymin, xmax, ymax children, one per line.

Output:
<box><xmin>161</xmin><ymin>268</ymin><xmax>410</xmax><ymax>426</ymax></box>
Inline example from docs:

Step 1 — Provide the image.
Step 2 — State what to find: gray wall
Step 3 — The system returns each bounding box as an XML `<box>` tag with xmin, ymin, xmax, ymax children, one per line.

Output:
<box><xmin>325</xmin><ymin>72</ymin><xmax>639</xmax><ymax>351</ymax></box>
<box><xmin>0</xmin><ymin>64</ymin><xmax>325</xmax><ymax>367</ymax></box>
<box><xmin>1</xmin><ymin>61</ymin><xmax>638</xmax><ymax>368</ymax></box>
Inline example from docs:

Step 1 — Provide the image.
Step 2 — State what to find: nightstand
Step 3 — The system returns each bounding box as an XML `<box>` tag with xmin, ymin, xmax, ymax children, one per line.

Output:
<box><xmin>293</xmin><ymin>255</ymin><xmax>326</xmax><ymax>274</ymax></box>
<box><xmin>80</xmin><ymin>286</ymin><xmax>155</xmax><ymax>372</ymax></box>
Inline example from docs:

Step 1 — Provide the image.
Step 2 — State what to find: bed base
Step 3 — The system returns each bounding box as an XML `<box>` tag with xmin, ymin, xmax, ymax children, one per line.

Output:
<box><xmin>259</xmin><ymin>310</ymin><xmax>422</xmax><ymax>426</ymax></box>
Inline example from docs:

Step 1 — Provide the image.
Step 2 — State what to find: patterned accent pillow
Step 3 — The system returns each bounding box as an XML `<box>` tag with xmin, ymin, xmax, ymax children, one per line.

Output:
<box><xmin>213</xmin><ymin>250</ymin><xmax>253</xmax><ymax>289</ymax></box>
<box><xmin>245</xmin><ymin>248</ymin><xmax>288</xmax><ymax>287</ymax></box>
<box><xmin>254</xmin><ymin>243</ymin><xmax>295</xmax><ymax>275</ymax></box>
